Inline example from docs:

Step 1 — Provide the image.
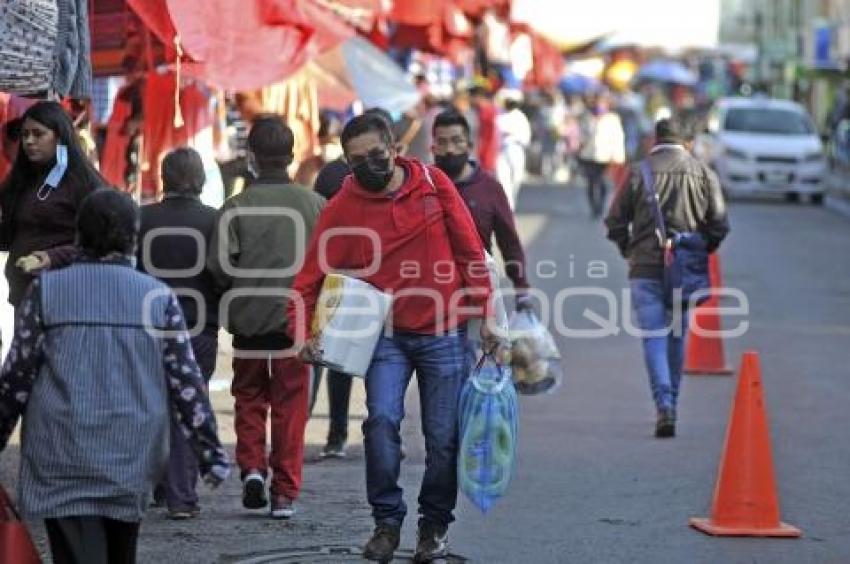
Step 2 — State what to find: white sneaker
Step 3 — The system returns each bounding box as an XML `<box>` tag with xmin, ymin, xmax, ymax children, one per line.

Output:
<box><xmin>270</xmin><ymin>495</ymin><xmax>296</xmax><ymax>519</ymax></box>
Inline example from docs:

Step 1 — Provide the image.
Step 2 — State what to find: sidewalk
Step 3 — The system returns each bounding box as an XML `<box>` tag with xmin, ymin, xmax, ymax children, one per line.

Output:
<box><xmin>2</xmin><ymin>355</ymin><xmax>393</xmax><ymax>563</ymax></box>
<box><xmin>0</xmin><ymin>213</ymin><xmax>551</xmax><ymax>563</ymax></box>
<box><xmin>0</xmin><ymin>325</ymin><xmax>441</xmax><ymax>563</ymax></box>
<box><xmin>825</xmin><ymin>165</ymin><xmax>850</xmax><ymax>219</ymax></box>
<box><xmin>0</xmin><ymin>254</ymin><xmax>380</xmax><ymax>563</ymax></box>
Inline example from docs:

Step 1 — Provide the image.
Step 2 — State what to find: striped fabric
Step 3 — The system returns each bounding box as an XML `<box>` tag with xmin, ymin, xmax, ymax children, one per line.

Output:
<box><xmin>0</xmin><ymin>0</ymin><xmax>58</xmax><ymax>94</ymax></box>
<box><xmin>18</xmin><ymin>263</ymin><xmax>172</xmax><ymax>521</ymax></box>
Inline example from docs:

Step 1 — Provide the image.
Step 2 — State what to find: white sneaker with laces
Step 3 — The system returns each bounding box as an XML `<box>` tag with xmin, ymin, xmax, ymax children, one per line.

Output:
<box><xmin>271</xmin><ymin>495</ymin><xmax>296</xmax><ymax>519</ymax></box>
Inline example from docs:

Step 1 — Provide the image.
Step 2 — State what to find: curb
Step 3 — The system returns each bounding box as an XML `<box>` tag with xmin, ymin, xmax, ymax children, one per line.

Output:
<box><xmin>825</xmin><ymin>169</ymin><xmax>850</xmax><ymax>220</ymax></box>
<box><xmin>826</xmin><ymin>194</ymin><xmax>850</xmax><ymax>220</ymax></box>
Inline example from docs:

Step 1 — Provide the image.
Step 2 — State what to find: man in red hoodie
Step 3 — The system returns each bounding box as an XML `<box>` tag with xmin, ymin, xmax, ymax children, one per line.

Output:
<box><xmin>288</xmin><ymin>113</ymin><xmax>495</xmax><ymax>563</ymax></box>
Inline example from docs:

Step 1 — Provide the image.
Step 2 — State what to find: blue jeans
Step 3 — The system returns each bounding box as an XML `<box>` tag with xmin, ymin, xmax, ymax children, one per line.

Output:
<box><xmin>363</xmin><ymin>328</ymin><xmax>468</xmax><ymax>528</ymax></box>
<box><xmin>630</xmin><ymin>279</ymin><xmax>689</xmax><ymax>412</ymax></box>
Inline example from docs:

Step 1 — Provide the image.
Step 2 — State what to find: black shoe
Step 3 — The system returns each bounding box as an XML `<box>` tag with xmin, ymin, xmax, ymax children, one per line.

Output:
<box><xmin>414</xmin><ymin>520</ymin><xmax>449</xmax><ymax>562</ymax></box>
<box><xmin>320</xmin><ymin>438</ymin><xmax>347</xmax><ymax>459</ymax></box>
<box><xmin>363</xmin><ymin>523</ymin><xmax>401</xmax><ymax>562</ymax></box>
<box><xmin>655</xmin><ymin>408</ymin><xmax>676</xmax><ymax>438</ymax></box>
<box><xmin>242</xmin><ymin>472</ymin><xmax>268</xmax><ymax>509</ymax></box>
<box><xmin>150</xmin><ymin>486</ymin><xmax>166</xmax><ymax>508</ymax></box>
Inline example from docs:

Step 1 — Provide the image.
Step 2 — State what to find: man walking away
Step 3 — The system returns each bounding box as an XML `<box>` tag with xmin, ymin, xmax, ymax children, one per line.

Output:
<box><xmin>207</xmin><ymin>115</ymin><xmax>325</xmax><ymax>518</ymax></box>
<box><xmin>605</xmin><ymin>117</ymin><xmax>729</xmax><ymax>438</ymax></box>
<box><xmin>139</xmin><ymin>147</ymin><xmax>221</xmax><ymax>519</ymax></box>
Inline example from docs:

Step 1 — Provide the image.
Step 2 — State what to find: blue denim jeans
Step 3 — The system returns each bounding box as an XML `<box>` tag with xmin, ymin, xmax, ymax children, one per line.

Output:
<box><xmin>363</xmin><ymin>328</ymin><xmax>468</xmax><ymax>528</ymax></box>
<box><xmin>630</xmin><ymin>279</ymin><xmax>689</xmax><ymax>412</ymax></box>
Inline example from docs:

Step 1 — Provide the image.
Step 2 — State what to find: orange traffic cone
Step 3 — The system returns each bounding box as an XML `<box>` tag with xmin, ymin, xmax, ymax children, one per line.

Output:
<box><xmin>690</xmin><ymin>352</ymin><xmax>801</xmax><ymax>537</ymax></box>
<box><xmin>685</xmin><ymin>254</ymin><xmax>732</xmax><ymax>375</ymax></box>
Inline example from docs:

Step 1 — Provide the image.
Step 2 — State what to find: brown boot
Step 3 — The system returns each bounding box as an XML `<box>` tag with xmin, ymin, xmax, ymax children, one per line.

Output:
<box><xmin>363</xmin><ymin>523</ymin><xmax>400</xmax><ymax>562</ymax></box>
<box><xmin>655</xmin><ymin>408</ymin><xmax>676</xmax><ymax>438</ymax></box>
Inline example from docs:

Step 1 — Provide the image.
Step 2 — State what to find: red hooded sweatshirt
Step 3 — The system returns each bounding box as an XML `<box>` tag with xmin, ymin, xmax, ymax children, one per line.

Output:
<box><xmin>287</xmin><ymin>156</ymin><xmax>491</xmax><ymax>342</ymax></box>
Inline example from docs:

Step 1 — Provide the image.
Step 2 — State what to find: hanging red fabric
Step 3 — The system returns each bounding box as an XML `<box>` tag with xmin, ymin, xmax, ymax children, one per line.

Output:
<box><xmin>141</xmin><ymin>71</ymin><xmax>212</xmax><ymax>199</ymax></box>
<box><xmin>441</xmin><ymin>1</ymin><xmax>473</xmax><ymax>63</ymax></box>
<box><xmin>165</xmin><ymin>0</ymin><xmax>314</xmax><ymax>91</ymax></box>
<box><xmin>392</xmin><ymin>0</ymin><xmax>476</xmax><ymax>57</ymax></box>
<box><xmin>258</xmin><ymin>0</ymin><xmax>316</xmax><ymax>40</ymax></box>
<box><xmin>455</xmin><ymin>0</ymin><xmax>505</xmax><ymax>18</ymax></box>
<box><xmin>123</xmin><ymin>0</ymin><xmax>354</xmax><ymax>90</ymax></box>
<box><xmin>299</xmin><ymin>0</ymin><xmax>357</xmax><ymax>54</ymax></box>
<box><xmin>99</xmin><ymin>88</ymin><xmax>134</xmax><ymax>190</ymax></box>
<box><xmin>125</xmin><ymin>0</ymin><xmax>178</xmax><ymax>52</ymax></box>
<box><xmin>391</xmin><ymin>0</ymin><xmax>444</xmax><ymax>26</ymax></box>
<box><xmin>526</xmin><ymin>32</ymin><xmax>565</xmax><ymax>89</ymax></box>
<box><xmin>392</xmin><ymin>23</ymin><xmax>445</xmax><ymax>55</ymax></box>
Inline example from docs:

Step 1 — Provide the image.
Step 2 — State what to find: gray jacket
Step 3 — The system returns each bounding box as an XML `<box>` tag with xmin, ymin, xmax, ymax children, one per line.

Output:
<box><xmin>6</xmin><ymin>260</ymin><xmax>227</xmax><ymax>521</ymax></box>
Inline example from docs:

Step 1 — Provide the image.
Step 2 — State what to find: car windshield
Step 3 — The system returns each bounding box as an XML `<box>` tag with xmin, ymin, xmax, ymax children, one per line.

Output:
<box><xmin>723</xmin><ymin>108</ymin><xmax>814</xmax><ymax>135</ymax></box>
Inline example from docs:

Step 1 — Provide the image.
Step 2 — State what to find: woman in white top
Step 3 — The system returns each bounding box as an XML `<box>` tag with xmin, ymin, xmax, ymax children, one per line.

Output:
<box><xmin>578</xmin><ymin>92</ymin><xmax>626</xmax><ymax>218</ymax></box>
<box><xmin>496</xmin><ymin>90</ymin><xmax>531</xmax><ymax>210</ymax></box>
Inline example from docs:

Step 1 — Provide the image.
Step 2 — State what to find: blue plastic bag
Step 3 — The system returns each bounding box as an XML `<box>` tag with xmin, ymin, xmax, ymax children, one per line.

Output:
<box><xmin>458</xmin><ymin>353</ymin><xmax>518</xmax><ymax>513</ymax></box>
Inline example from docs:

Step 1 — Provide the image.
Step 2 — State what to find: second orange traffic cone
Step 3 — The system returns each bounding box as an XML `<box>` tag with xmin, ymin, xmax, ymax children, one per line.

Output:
<box><xmin>685</xmin><ymin>254</ymin><xmax>732</xmax><ymax>375</ymax></box>
<box><xmin>690</xmin><ymin>351</ymin><xmax>801</xmax><ymax>537</ymax></box>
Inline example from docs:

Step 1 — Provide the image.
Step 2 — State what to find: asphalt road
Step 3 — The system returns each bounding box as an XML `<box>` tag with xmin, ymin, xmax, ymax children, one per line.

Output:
<box><xmin>447</xmin><ymin>183</ymin><xmax>850</xmax><ymax>563</ymax></box>
<box><xmin>2</xmin><ymin>182</ymin><xmax>849</xmax><ymax>563</ymax></box>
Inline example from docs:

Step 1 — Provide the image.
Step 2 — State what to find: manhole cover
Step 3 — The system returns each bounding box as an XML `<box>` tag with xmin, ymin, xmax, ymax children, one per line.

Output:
<box><xmin>224</xmin><ymin>546</ymin><xmax>468</xmax><ymax>563</ymax></box>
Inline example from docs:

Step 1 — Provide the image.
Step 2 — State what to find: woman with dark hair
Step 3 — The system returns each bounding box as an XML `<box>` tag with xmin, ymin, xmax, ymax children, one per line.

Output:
<box><xmin>0</xmin><ymin>189</ymin><xmax>230</xmax><ymax>564</ymax></box>
<box><xmin>0</xmin><ymin>100</ymin><xmax>105</xmax><ymax>308</ymax></box>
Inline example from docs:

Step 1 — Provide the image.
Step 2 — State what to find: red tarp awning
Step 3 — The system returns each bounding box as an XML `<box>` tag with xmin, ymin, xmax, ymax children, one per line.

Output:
<box><xmin>166</xmin><ymin>0</ymin><xmax>313</xmax><ymax>91</ymax></box>
<box><xmin>390</xmin><ymin>0</ymin><xmax>444</xmax><ymax>26</ymax></box>
<box><xmin>390</xmin><ymin>0</ymin><xmax>473</xmax><ymax>61</ymax></box>
<box><xmin>526</xmin><ymin>31</ymin><xmax>565</xmax><ymax>88</ymax></box>
<box><xmin>105</xmin><ymin>0</ymin><xmax>352</xmax><ymax>91</ymax></box>
<box><xmin>454</xmin><ymin>0</ymin><xmax>509</xmax><ymax>18</ymax></box>
<box><xmin>126</xmin><ymin>0</ymin><xmax>176</xmax><ymax>48</ymax></box>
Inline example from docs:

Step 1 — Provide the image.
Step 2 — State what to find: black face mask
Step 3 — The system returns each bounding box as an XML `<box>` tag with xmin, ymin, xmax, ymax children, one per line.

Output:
<box><xmin>352</xmin><ymin>157</ymin><xmax>394</xmax><ymax>192</ymax></box>
<box><xmin>435</xmin><ymin>152</ymin><xmax>469</xmax><ymax>179</ymax></box>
